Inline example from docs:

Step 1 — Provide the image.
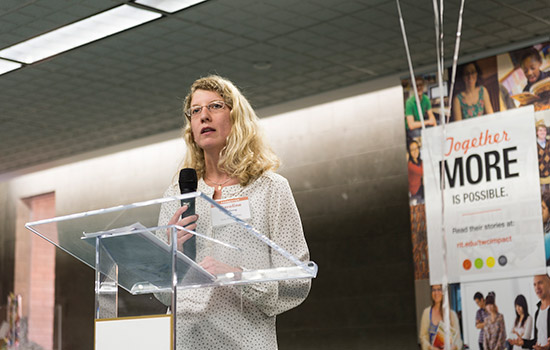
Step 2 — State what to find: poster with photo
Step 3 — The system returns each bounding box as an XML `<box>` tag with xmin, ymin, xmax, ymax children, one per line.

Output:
<box><xmin>403</xmin><ymin>42</ymin><xmax>550</xmax><ymax>349</ymax></box>
<box><xmin>460</xmin><ymin>276</ymin><xmax>539</xmax><ymax>350</ymax></box>
<box><xmin>404</xmin><ymin>41</ymin><xmax>550</xmax><ymax>284</ymax></box>
<box><xmin>450</xmin><ymin>56</ymin><xmax>501</xmax><ymax>121</ymax></box>
<box><xmin>536</xmin><ymin>110</ymin><xmax>550</xmax><ymax>267</ymax></box>
<box><xmin>402</xmin><ymin>73</ymin><xmax>449</xmax><ymax>280</ymax></box>
<box><xmin>423</xmin><ymin>107</ymin><xmax>546</xmax><ymax>284</ymax></box>
<box><xmin>498</xmin><ymin>43</ymin><xmax>550</xmax><ymax>112</ymax></box>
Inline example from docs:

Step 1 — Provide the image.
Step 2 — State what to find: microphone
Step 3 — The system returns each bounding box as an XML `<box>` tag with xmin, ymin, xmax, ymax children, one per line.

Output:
<box><xmin>178</xmin><ymin>168</ymin><xmax>197</xmax><ymax>260</ymax></box>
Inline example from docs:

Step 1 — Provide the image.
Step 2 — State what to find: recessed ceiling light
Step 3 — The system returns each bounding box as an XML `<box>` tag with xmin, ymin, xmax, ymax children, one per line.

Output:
<box><xmin>134</xmin><ymin>0</ymin><xmax>207</xmax><ymax>13</ymax></box>
<box><xmin>0</xmin><ymin>59</ymin><xmax>22</xmax><ymax>76</ymax></box>
<box><xmin>0</xmin><ymin>5</ymin><xmax>162</xmax><ymax>64</ymax></box>
<box><xmin>253</xmin><ymin>61</ymin><xmax>272</xmax><ymax>70</ymax></box>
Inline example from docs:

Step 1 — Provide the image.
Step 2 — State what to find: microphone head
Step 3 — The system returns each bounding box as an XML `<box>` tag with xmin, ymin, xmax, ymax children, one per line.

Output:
<box><xmin>179</xmin><ymin>168</ymin><xmax>197</xmax><ymax>192</ymax></box>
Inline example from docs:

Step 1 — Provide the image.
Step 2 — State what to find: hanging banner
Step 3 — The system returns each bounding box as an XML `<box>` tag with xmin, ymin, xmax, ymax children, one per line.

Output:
<box><xmin>402</xmin><ymin>39</ymin><xmax>550</xmax><ymax>350</ymax></box>
<box><xmin>404</xmin><ymin>42</ymin><xmax>550</xmax><ymax>284</ymax></box>
<box><xmin>423</xmin><ymin>107</ymin><xmax>546</xmax><ymax>284</ymax></box>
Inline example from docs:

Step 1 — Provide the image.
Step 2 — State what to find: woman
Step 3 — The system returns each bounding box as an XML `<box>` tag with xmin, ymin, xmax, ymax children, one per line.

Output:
<box><xmin>453</xmin><ymin>62</ymin><xmax>494</xmax><ymax>121</ymax></box>
<box><xmin>507</xmin><ymin>295</ymin><xmax>532</xmax><ymax>350</ymax></box>
<box><xmin>408</xmin><ymin>140</ymin><xmax>423</xmax><ymax>204</ymax></box>
<box><xmin>157</xmin><ymin>75</ymin><xmax>311</xmax><ymax>349</ymax></box>
<box><xmin>419</xmin><ymin>285</ymin><xmax>463</xmax><ymax>350</ymax></box>
<box><xmin>483</xmin><ymin>295</ymin><xmax>506</xmax><ymax>350</ymax></box>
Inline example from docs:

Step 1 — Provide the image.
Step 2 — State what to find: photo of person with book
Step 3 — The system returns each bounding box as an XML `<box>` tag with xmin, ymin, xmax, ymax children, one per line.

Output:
<box><xmin>419</xmin><ymin>284</ymin><xmax>463</xmax><ymax>350</ymax></box>
<box><xmin>521</xmin><ymin>48</ymin><xmax>550</xmax><ymax>93</ymax></box>
<box><xmin>498</xmin><ymin>43</ymin><xmax>550</xmax><ymax>111</ymax></box>
<box><xmin>514</xmin><ymin>48</ymin><xmax>550</xmax><ymax>111</ymax></box>
<box><xmin>452</xmin><ymin>61</ymin><xmax>494</xmax><ymax>121</ymax></box>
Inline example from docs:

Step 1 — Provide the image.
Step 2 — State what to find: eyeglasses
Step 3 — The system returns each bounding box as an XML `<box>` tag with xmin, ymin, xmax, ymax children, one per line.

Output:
<box><xmin>185</xmin><ymin>101</ymin><xmax>227</xmax><ymax>118</ymax></box>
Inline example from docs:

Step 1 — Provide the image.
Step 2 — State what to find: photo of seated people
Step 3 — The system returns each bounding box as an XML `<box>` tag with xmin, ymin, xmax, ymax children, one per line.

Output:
<box><xmin>402</xmin><ymin>74</ymin><xmax>447</xmax><ymax>145</ymax></box>
<box><xmin>450</xmin><ymin>56</ymin><xmax>500</xmax><ymax>122</ymax></box>
<box><xmin>497</xmin><ymin>42</ymin><xmax>550</xmax><ymax>111</ymax></box>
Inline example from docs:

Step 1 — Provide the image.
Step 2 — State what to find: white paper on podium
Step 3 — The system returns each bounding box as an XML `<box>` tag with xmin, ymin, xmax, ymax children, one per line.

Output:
<box><xmin>95</xmin><ymin>315</ymin><xmax>171</xmax><ymax>350</ymax></box>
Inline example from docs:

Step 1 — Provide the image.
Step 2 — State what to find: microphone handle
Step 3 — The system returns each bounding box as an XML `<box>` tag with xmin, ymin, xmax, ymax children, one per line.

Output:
<box><xmin>180</xmin><ymin>197</ymin><xmax>195</xmax><ymax>217</ymax></box>
<box><xmin>180</xmin><ymin>197</ymin><xmax>196</xmax><ymax>261</ymax></box>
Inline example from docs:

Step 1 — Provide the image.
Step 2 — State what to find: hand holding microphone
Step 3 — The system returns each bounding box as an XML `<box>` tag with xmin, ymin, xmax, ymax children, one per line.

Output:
<box><xmin>166</xmin><ymin>168</ymin><xmax>198</xmax><ymax>258</ymax></box>
<box><xmin>167</xmin><ymin>205</ymin><xmax>198</xmax><ymax>251</ymax></box>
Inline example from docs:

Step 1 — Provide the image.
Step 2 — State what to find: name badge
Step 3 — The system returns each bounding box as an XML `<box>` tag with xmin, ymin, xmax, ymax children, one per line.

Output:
<box><xmin>210</xmin><ymin>197</ymin><xmax>251</xmax><ymax>227</ymax></box>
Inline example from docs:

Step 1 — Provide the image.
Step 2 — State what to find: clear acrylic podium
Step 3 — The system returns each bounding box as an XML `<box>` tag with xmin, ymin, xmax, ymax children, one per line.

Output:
<box><xmin>25</xmin><ymin>192</ymin><xmax>318</xmax><ymax>349</ymax></box>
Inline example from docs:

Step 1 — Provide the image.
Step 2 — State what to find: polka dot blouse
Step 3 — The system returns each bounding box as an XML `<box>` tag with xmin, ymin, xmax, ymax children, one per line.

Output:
<box><xmin>157</xmin><ymin>171</ymin><xmax>311</xmax><ymax>350</ymax></box>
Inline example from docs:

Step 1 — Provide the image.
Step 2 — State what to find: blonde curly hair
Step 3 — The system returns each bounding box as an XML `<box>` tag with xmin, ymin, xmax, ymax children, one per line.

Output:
<box><xmin>182</xmin><ymin>75</ymin><xmax>280</xmax><ymax>186</ymax></box>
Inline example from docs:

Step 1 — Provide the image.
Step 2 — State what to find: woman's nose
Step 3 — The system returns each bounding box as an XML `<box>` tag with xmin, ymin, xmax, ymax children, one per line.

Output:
<box><xmin>199</xmin><ymin>109</ymin><xmax>212</xmax><ymax>121</ymax></box>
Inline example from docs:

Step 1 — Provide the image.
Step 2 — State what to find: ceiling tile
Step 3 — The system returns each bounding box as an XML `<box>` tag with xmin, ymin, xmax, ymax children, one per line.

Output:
<box><xmin>0</xmin><ymin>0</ymin><xmax>546</xmax><ymax>174</ymax></box>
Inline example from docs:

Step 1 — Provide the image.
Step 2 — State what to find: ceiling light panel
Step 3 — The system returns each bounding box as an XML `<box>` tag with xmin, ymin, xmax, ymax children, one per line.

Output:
<box><xmin>0</xmin><ymin>59</ymin><xmax>22</xmax><ymax>75</ymax></box>
<box><xmin>134</xmin><ymin>0</ymin><xmax>207</xmax><ymax>13</ymax></box>
<box><xmin>0</xmin><ymin>5</ymin><xmax>162</xmax><ymax>64</ymax></box>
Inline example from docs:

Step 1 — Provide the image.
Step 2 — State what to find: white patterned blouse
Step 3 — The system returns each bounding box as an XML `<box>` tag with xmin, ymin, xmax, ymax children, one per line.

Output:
<box><xmin>157</xmin><ymin>171</ymin><xmax>311</xmax><ymax>350</ymax></box>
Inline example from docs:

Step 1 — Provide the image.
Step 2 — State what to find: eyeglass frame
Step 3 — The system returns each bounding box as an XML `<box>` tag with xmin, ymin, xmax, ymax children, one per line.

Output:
<box><xmin>185</xmin><ymin>100</ymin><xmax>229</xmax><ymax>119</ymax></box>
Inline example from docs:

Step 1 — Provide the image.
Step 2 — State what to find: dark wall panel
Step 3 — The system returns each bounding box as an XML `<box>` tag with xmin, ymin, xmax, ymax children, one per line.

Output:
<box><xmin>270</xmin><ymin>86</ymin><xmax>416</xmax><ymax>349</ymax></box>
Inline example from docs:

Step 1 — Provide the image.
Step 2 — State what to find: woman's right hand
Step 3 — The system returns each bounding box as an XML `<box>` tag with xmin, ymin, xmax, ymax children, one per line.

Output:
<box><xmin>166</xmin><ymin>205</ymin><xmax>199</xmax><ymax>250</ymax></box>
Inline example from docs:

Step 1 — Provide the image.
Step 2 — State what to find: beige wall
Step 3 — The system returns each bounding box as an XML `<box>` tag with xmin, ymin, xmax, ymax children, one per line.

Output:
<box><xmin>0</xmin><ymin>73</ymin><xmax>417</xmax><ymax>349</ymax></box>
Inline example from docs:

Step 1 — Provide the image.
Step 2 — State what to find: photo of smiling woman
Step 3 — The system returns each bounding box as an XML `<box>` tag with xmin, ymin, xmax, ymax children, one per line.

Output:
<box><xmin>419</xmin><ymin>284</ymin><xmax>463</xmax><ymax>350</ymax></box>
<box><xmin>156</xmin><ymin>75</ymin><xmax>312</xmax><ymax>349</ymax></box>
<box><xmin>452</xmin><ymin>62</ymin><xmax>494</xmax><ymax>121</ymax></box>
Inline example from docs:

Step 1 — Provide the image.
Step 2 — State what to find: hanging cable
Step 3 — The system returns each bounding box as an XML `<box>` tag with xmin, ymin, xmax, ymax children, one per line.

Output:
<box><xmin>447</xmin><ymin>0</ymin><xmax>466</xmax><ymax>124</ymax></box>
<box><xmin>431</xmin><ymin>1</ymin><xmax>451</xmax><ymax>348</ymax></box>
<box><xmin>398</xmin><ymin>0</ymin><xmax>468</xmax><ymax>349</ymax></box>
<box><xmin>396</xmin><ymin>0</ymin><xmax>426</xmax><ymax>131</ymax></box>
